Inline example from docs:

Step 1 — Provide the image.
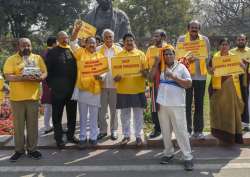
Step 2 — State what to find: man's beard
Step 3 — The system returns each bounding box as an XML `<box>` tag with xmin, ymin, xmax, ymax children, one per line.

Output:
<box><xmin>237</xmin><ymin>44</ymin><xmax>246</xmax><ymax>49</ymax></box>
<box><xmin>21</xmin><ymin>48</ymin><xmax>31</xmax><ymax>56</ymax></box>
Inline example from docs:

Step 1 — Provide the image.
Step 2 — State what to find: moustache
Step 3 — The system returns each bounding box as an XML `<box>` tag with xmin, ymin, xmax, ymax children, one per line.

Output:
<box><xmin>21</xmin><ymin>48</ymin><xmax>31</xmax><ymax>56</ymax></box>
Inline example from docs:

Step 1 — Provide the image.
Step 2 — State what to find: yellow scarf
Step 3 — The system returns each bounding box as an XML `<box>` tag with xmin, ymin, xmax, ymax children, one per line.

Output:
<box><xmin>58</xmin><ymin>44</ymin><xmax>71</xmax><ymax>49</ymax></box>
<box><xmin>184</xmin><ymin>32</ymin><xmax>207</xmax><ymax>75</ymax></box>
<box><xmin>212</xmin><ymin>51</ymin><xmax>242</xmax><ymax>99</ymax></box>
<box><xmin>99</xmin><ymin>44</ymin><xmax>121</xmax><ymax>56</ymax></box>
<box><xmin>58</xmin><ymin>44</ymin><xmax>75</xmax><ymax>54</ymax></box>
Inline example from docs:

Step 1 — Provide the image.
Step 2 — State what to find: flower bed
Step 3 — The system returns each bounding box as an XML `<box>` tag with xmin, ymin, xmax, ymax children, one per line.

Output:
<box><xmin>0</xmin><ymin>98</ymin><xmax>14</xmax><ymax>135</ymax></box>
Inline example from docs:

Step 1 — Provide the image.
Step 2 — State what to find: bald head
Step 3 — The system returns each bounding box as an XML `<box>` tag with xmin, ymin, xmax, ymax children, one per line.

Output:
<box><xmin>18</xmin><ymin>38</ymin><xmax>32</xmax><ymax>56</ymax></box>
<box><xmin>236</xmin><ymin>34</ymin><xmax>248</xmax><ymax>49</ymax></box>
<box><xmin>153</xmin><ymin>29</ymin><xmax>166</xmax><ymax>47</ymax></box>
<box><xmin>188</xmin><ymin>20</ymin><xmax>201</xmax><ymax>39</ymax></box>
<box><xmin>57</xmin><ymin>31</ymin><xmax>69</xmax><ymax>46</ymax></box>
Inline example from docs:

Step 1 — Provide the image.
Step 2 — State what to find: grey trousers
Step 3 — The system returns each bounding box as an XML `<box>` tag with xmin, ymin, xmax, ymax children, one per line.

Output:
<box><xmin>98</xmin><ymin>88</ymin><xmax>118</xmax><ymax>134</ymax></box>
<box><xmin>11</xmin><ymin>100</ymin><xmax>39</xmax><ymax>153</ymax></box>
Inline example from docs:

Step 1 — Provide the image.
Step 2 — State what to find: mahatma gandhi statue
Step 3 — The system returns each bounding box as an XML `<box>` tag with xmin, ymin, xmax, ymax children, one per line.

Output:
<box><xmin>84</xmin><ymin>0</ymin><xmax>131</xmax><ymax>42</ymax></box>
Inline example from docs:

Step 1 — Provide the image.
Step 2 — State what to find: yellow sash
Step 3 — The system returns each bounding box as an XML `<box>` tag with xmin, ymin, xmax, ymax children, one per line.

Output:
<box><xmin>212</xmin><ymin>51</ymin><xmax>242</xmax><ymax>99</ymax></box>
<box><xmin>184</xmin><ymin>32</ymin><xmax>207</xmax><ymax>75</ymax></box>
<box><xmin>99</xmin><ymin>44</ymin><xmax>121</xmax><ymax>56</ymax></box>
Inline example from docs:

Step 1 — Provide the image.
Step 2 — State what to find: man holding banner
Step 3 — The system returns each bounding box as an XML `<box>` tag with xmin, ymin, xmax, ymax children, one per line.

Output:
<box><xmin>177</xmin><ymin>20</ymin><xmax>211</xmax><ymax>139</ymax></box>
<box><xmin>97</xmin><ymin>29</ymin><xmax>122</xmax><ymax>141</ymax></box>
<box><xmin>113</xmin><ymin>33</ymin><xmax>148</xmax><ymax>146</ymax></box>
<box><xmin>146</xmin><ymin>29</ymin><xmax>173</xmax><ymax>138</ymax></box>
<box><xmin>71</xmin><ymin>23</ymin><xmax>108</xmax><ymax>146</ymax></box>
<box><xmin>231</xmin><ymin>34</ymin><xmax>250</xmax><ymax>131</ymax></box>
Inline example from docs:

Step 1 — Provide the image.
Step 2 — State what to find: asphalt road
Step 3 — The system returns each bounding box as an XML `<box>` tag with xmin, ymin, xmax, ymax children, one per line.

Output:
<box><xmin>1</xmin><ymin>146</ymin><xmax>250</xmax><ymax>177</ymax></box>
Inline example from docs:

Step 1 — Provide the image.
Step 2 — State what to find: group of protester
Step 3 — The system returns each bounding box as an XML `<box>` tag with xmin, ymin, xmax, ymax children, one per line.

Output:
<box><xmin>2</xmin><ymin>19</ymin><xmax>250</xmax><ymax>171</ymax></box>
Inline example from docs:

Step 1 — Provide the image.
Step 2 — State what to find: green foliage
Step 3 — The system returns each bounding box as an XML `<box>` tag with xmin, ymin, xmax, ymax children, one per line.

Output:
<box><xmin>0</xmin><ymin>0</ymin><xmax>92</xmax><ymax>38</ymax></box>
<box><xmin>116</xmin><ymin>0</ymin><xmax>192</xmax><ymax>39</ymax></box>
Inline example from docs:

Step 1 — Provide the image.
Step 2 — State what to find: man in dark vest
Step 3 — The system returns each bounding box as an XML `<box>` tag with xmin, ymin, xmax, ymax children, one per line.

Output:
<box><xmin>85</xmin><ymin>0</ymin><xmax>131</xmax><ymax>42</ymax></box>
<box><xmin>46</xmin><ymin>31</ymin><xmax>78</xmax><ymax>148</ymax></box>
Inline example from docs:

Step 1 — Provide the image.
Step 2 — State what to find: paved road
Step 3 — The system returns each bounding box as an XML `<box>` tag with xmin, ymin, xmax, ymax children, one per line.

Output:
<box><xmin>1</xmin><ymin>146</ymin><xmax>250</xmax><ymax>177</ymax></box>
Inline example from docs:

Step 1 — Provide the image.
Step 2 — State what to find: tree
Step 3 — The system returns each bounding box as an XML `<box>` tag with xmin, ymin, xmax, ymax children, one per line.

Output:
<box><xmin>114</xmin><ymin>0</ymin><xmax>192</xmax><ymax>41</ymax></box>
<box><xmin>0</xmin><ymin>0</ymin><xmax>92</xmax><ymax>38</ymax></box>
<box><xmin>192</xmin><ymin>0</ymin><xmax>250</xmax><ymax>36</ymax></box>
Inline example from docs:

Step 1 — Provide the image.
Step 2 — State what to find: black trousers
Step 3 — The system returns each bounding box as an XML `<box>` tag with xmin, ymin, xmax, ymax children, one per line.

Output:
<box><xmin>52</xmin><ymin>98</ymin><xmax>77</xmax><ymax>142</ymax></box>
<box><xmin>240</xmin><ymin>74</ymin><xmax>249</xmax><ymax>124</ymax></box>
<box><xmin>186</xmin><ymin>80</ymin><xmax>206</xmax><ymax>134</ymax></box>
<box><xmin>150</xmin><ymin>86</ymin><xmax>161</xmax><ymax>133</ymax></box>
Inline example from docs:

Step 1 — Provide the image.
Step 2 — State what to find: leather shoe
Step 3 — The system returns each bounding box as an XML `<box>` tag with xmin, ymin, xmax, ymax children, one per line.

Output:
<box><xmin>67</xmin><ymin>136</ymin><xmax>80</xmax><ymax>144</ymax></box>
<box><xmin>149</xmin><ymin>131</ymin><xmax>161</xmax><ymax>138</ymax></box>
<box><xmin>97</xmin><ymin>133</ymin><xmax>107</xmax><ymax>140</ymax></box>
<box><xmin>111</xmin><ymin>132</ymin><xmax>118</xmax><ymax>140</ymax></box>
<box><xmin>56</xmin><ymin>141</ymin><xmax>66</xmax><ymax>149</ymax></box>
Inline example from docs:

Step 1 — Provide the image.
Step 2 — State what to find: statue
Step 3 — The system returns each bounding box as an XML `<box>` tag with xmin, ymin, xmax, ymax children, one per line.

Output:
<box><xmin>84</xmin><ymin>0</ymin><xmax>131</xmax><ymax>42</ymax></box>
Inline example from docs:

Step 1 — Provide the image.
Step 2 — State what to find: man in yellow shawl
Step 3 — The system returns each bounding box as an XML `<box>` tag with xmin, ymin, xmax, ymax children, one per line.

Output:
<box><xmin>177</xmin><ymin>20</ymin><xmax>211</xmax><ymax>139</ymax></box>
<box><xmin>230</xmin><ymin>34</ymin><xmax>250</xmax><ymax>131</ymax></box>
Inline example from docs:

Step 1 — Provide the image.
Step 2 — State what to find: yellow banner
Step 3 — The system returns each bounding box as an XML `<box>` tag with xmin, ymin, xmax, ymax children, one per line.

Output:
<box><xmin>111</xmin><ymin>56</ymin><xmax>141</xmax><ymax>77</ymax></box>
<box><xmin>176</xmin><ymin>40</ymin><xmax>208</xmax><ymax>59</ymax></box>
<box><xmin>75</xmin><ymin>20</ymin><xmax>97</xmax><ymax>39</ymax></box>
<box><xmin>81</xmin><ymin>57</ymin><xmax>109</xmax><ymax>77</ymax></box>
<box><xmin>213</xmin><ymin>55</ymin><xmax>244</xmax><ymax>77</ymax></box>
<box><xmin>147</xmin><ymin>47</ymin><xmax>160</xmax><ymax>68</ymax></box>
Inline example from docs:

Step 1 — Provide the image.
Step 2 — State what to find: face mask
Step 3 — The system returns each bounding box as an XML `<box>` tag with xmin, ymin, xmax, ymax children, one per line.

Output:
<box><xmin>21</xmin><ymin>48</ymin><xmax>31</xmax><ymax>56</ymax></box>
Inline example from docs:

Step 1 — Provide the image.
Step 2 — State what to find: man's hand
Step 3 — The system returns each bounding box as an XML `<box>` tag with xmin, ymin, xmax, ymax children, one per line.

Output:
<box><xmin>164</xmin><ymin>68</ymin><xmax>174</xmax><ymax>79</ymax></box>
<box><xmin>153</xmin><ymin>56</ymin><xmax>160</xmax><ymax>67</ymax></box>
<box><xmin>207</xmin><ymin>66</ymin><xmax>215</xmax><ymax>75</ymax></box>
<box><xmin>74</xmin><ymin>20</ymin><xmax>83</xmax><ymax>31</ymax></box>
<box><xmin>113</xmin><ymin>75</ymin><xmax>122</xmax><ymax>82</ymax></box>
<box><xmin>94</xmin><ymin>75</ymin><xmax>103</xmax><ymax>81</ymax></box>
<box><xmin>188</xmin><ymin>54</ymin><xmax>198</xmax><ymax>63</ymax></box>
<box><xmin>240</xmin><ymin>61</ymin><xmax>246</xmax><ymax>70</ymax></box>
<box><xmin>141</xmin><ymin>69</ymin><xmax>149</xmax><ymax>78</ymax></box>
<box><xmin>23</xmin><ymin>75</ymin><xmax>42</xmax><ymax>82</ymax></box>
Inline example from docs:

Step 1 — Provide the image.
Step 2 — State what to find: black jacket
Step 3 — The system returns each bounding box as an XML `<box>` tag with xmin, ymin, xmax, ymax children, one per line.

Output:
<box><xmin>46</xmin><ymin>46</ymin><xmax>77</xmax><ymax>100</ymax></box>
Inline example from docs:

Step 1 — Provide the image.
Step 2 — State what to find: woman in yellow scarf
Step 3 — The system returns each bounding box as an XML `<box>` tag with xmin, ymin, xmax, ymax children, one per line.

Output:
<box><xmin>209</xmin><ymin>38</ymin><xmax>244</xmax><ymax>144</ymax></box>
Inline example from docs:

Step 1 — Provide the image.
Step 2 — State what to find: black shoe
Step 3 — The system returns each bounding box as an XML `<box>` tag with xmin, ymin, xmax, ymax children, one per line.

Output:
<box><xmin>56</xmin><ymin>141</ymin><xmax>66</xmax><ymax>149</ymax></box>
<box><xmin>44</xmin><ymin>127</ymin><xmax>54</xmax><ymax>134</ymax></box>
<box><xmin>149</xmin><ymin>131</ymin><xmax>161</xmax><ymax>138</ymax></box>
<box><xmin>160</xmin><ymin>155</ymin><xmax>174</xmax><ymax>164</ymax></box>
<box><xmin>89</xmin><ymin>139</ymin><xmax>98</xmax><ymax>145</ymax></box>
<box><xmin>9</xmin><ymin>152</ymin><xmax>25</xmax><ymax>162</ymax></box>
<box><xmin>243</xmin><ymin>127</ymin><xmax>250</xmax><ymax>132</ymax></box>
<box><xmin>111</xmin><ymin>132</ymin><xmax>118</xmax><ymax>141</ymax></box>
<box><xmin>184</xmin><ymin>160</ymin><xmax>194</xmax><ymax>171</ymax></box>
<box><xmin>97</xmin><ymin>133</ymin><xmax>107</xmax><ymax>140</ymax></box>
<box><xmin>78</xmin><ymin>139</ymin><xmax>88</xmax><ymax>149</ymax></box>
<box><xmin>136</xmin><ymin>137</ymin><xmax>143</xmax><ymax>146</ymax></box>
<box><xmin>28</xmin><ymin>150</ymin><xmax>42</xmax><ymax>160</ymax></box>
<box><xmin>67</xmin><ymin>136</ymin><xmax>80</xmax><ymax>144</ymax></box>
<box><xmin>121</xmin><ymin>137</ymin><xmax>130</xmax><ymax>145</ymax></box>
<box><xmin>62</xmin><ymin>128</ymin><xmax>68</xmax><ymax>134</ymax></box>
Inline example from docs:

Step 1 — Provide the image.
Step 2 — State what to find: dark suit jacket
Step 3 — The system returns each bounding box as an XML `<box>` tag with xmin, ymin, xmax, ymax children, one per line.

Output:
<box><xmin>46</xmin><ymin>46</ymin><xmax>77</xmax><ymax>101</ymax></box>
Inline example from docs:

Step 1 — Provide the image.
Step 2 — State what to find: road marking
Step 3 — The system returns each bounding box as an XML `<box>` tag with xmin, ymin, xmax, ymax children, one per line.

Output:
<box><xmin>1</xmin><ymin>163</ymin><xmax>250</xmax><ymax>172</ymax></box>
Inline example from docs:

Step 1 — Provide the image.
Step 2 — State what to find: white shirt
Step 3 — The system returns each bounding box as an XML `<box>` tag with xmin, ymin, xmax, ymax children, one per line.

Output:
<box><xmin>157</xmin><ymin>62</ymin><xmax>191</xmax><ymax>107</ymax></box>
<box><xmin>96</xmin><ymin>44</ymin><xmax>122</xmax><ymax>88</ymax></box>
